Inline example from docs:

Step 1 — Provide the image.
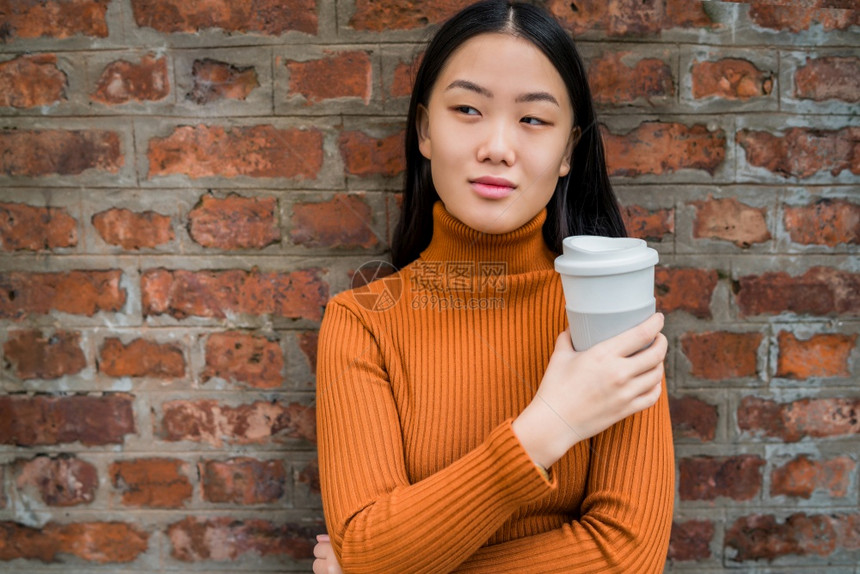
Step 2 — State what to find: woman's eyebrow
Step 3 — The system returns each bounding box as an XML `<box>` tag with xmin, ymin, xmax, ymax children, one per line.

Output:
<box><xmin>445</xmin><ymin>80</ymin><xmax>559</xmax><ymax>107</ymax></box>
<box><xmin>516</xmin><ymin>92</ymin><xmax>559</xmax><ymax>106</ymax></box>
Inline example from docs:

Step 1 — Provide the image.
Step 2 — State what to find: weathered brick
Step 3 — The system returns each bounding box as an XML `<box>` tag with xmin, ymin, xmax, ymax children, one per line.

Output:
<box><xmin>200</xmin><ymin>458</ymin><xmax>286</xmax><ymax>504</ymax></box>
<box><xmin>0</xmin><ymin>0</ymin><xmax>110</xmax><ymax>40</ymax></box>
<box><xmin>0</xmin><ymin>54</ymin><xmax>67</xmax><ymax>108</ymax></box>
<box><xmin>147</xmin><ymin>125</ymin><xmax>322</xmax><ymax>180</ymax></box>
<box><xmin>348</xmin><ymin>0</ymin><xmax>470</xmax><ymax>31</ymax></box>
<box><xmin>0</xmin><ymin>129</ymin><xmax>123</xmax><ymax>177</ymax></box>
<box><xmin>733</xmin><ymin>266</ymin><xmax>860</xmax><ymax>317</ymax></box>
<box><xmin>290</xmin><ymin>193</ymin><xmax>379</xmax><ymax>249</ymax></box>
<box><xmin>669</xmin><ymin>395</ymin><xmax>718</xmax><ymax>442</ymax></box>
<box><xmin>681</xmin><ymin>331</ymin><xmax>763</xmax><ymax>380</ymax></box>
<box><xmin>725</xmin><ymin>513</ymin><xmax>860</xmax><ymax>562</ymax></box>
<box><xmin>621</xmin><ymin>205</ymin><xmax>674</xmax><ymax>241</ymax></box>
<box><xmin>738</xmin><ymin>396</ymin><xmax>860</xmax><ymax>442</ymax></box>
<box><xmin>795</xmin><ymin>56</ymin><xmax>860</xmax><ymax>102</ymax></box>
<box><xmin>770</xmin><ymin>454</ymin><xmax>853</xmax><ymax>499</ymax></box>
<box><xmin>287</xmin><ymin>51</ymin><xmax>372</xmax><ymax>105</ymax></box>
<box><xmin>776</xmin><ymin>331</ymin><xmax>856</xmax><ymax>379</ymax></box>
<box><xmin>0</xmin><ymin>394</ymin><xmax>135</xmax><ymax>446</ymax></box>
<box><xmin>188</xmin><ymin>194</ymin><xmax>280</xmax><ymax>250</ymax></box>
<box><xmin>202</xmin><ymin>331</ymin><xmax>284</xmax><ymax>389</ymax></box>
<box><xmin>745</xmin><ymin>3</ymin><xmax>860</xmax><ymax>32</ymax></box>
<box><xmin>692</xmin><ymin>58</ymin><xmax>773</xmax><ymax>100</ymax></box>
<box><xmin>15</xmin><ymin>455</ymin><xmax>97</xmax><ymax>507</ymax></box>
<box><xmin>736</xmin><ymin>127</ymin><xmax>859</xmax><ymax>179</ymax></box>
<box><xmin>602</xmin><ymin>122</ymin><xmax>726</xmax><ymax>177</ymax></box>
<box><xmin>679</xmin><ymin>455</ymin><xmax>765</xmax><ymax>501</ymax></box>
<box><xmin>109</xmin><ymin>458</ymin><xmax>192</xmax><ymax>508</ymax></box>
<box><xmin>547</xmin><ymin>0</ymin><xmax>713</xmax><ymax>35</ymax></box>
<box><xmin>98</xmin><ymin>338</ymin><xmax>186</xmax><ymax>379</ymax></box>
<box><xmin>167</xmin><ymin>516</ymin><xmax>315</xmax><ymax>561</ymax></box>
<box><xmin>159</xmin><ymin>399</ymin><xmax>315</xmax><ymax>446</ymax></box>
<box><xmin>92</xmin><ymin>208</ymin><xmax>174</xmax><ymax>249</ymax></box>
<box><xmin>668</xmin><ymin>520</ymin><xmax>714</xmax><ymax>561</ymax></box>
<box><xmin>339</xmin><ymin>129</ymin><xmax>405</xmax><ymax>178</ymax></box>
<box><xmin>296</xmin><ymin>458</ymin><xmax>319</xmax><ymax>495</ymax></box>
<box><xmin>296</xmin><ymin>330</ymin><xmax>318</xmax><ymax>373</ymax></box>
<box><xmin>3</xmin><ymin>330</ymin><xmax>86</xmax><ymax>380</ymax></box>
<box><xmin>187</xmin><ymin>59</ymin><xmax>259</xmax><ymax>105</ymax></box>
<box><xmin>130</xmin><ymin>0</ymin><xmax>317</xmax><ymax>35</ymax></box>
<box><xmin>0</xmin><ymin>467</ymin><xmax>4</xmax><ymax>509</ymax></box>
<box><xmin>140</xmin><ymin>268</ymin><xmax>327</xmax><ymax>321</ymax></box>
<box><xmin>655</xmin><ymin>267</ymin><xmax>719</xmax><ymax>318</ymax></box>
<box><xmin>0</xmin><ymin>202</ymin><xmax>77</xmax><ymax>252</ymax></box>
<box><xmin>588</xmin><ymin>52</ymin><xmax>674</xmax><ymax>105</ymax></box>
<box><xmin>91</xmin><ymin>54</ymin><xmax>169</xmax><ymax>104</ymax></box>
<box><xmin>389</xmin><ymin>53</ymin><xmax>422</xmax><ymax>99</ymax></box>
<box><xmin>690</xmin><ymin>196</ymin><xmax>770</xmax><ymax>247</ymax></box>
<box><xmin>784</xmin><ymin>199</ymin><xmax>860</xmax><ymax>246</ymax></box>
<box><xmin>0</xmin><ymin>270</ymin><xmax>126</xmax><ymax>319</ymax></box>
<box><xmin>0</xmin><ymin>521</ymin><xmax>148</xmax><ymax>563</ymax></box>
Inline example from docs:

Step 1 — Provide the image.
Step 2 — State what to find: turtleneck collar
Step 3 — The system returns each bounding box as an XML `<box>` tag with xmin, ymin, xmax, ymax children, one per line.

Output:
<box><xmin>418</xmin><ymin>202</ymin><xmax>557</xmax><ymax>275</ymax></box>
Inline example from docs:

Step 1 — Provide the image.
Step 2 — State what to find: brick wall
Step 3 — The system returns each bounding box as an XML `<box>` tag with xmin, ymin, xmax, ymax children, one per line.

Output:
<box><xmin>0</xmin><ymin>0</ymin><xmax>857</xmax><ymax>572</ymax></box>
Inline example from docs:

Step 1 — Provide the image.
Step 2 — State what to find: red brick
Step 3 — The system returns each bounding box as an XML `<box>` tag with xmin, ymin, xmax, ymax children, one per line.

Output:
<box><xmin>91</xmin><ymin>54</ymin><xmax>169</xmax><ymax>104</ymax></box>
<box><xmin>663</xmin><ymin>0</ymin><xmax>714</xmax><ymax>29</ymax></box>
<box><xmin>0</xmin><ymin>270</ymin><xmax>126</xmax><ymax>320</ymax></box>
<box><xmin>188</xmin><ymin>194</ymin><xmax>280</xmax><ymax>250</ymax></box>
<box><xmin>297</xmin><ymin>330</ymin><xmax>318</xmax><ymax>372</ymax></box>
<box><xmin>287</xmin><ymin>51</ymin><xmax>372</xmax><ymax>105</ymax></box>
<box><xmin>0</xmin><ymin>467</ymin><xmax>4</xmax><ymax>509</ymax></box>
<box><xmin>92</xmin><ymin>208</ymin><xmax>174</xmax><ymax>250</ymax></box>
<box><xmin>679</xmin><ymin>455</ymin><xmax>765</xmax><ymax>501</ymax></box>
<box><xmin>147</xmin><ymin>125</ymin><xmax>322</xmax><ymax>180</ymax></box>
<box><xmin>681</xmin><ymin>331</ymin><xmax>763</xmax><ymax>380</ymax></box>
<box><xmin>140</xmin><ymin>267</ymin><xmax>327</xmax><ymax>321</ymax></box>
<box><xmin>690</xmin><ymin>196</ymin><xmax>770</xmax><ymax>247</ymax></box>
<box><xmin>733</xmin><ymin>266</ymin><xmax>860</xmax><ymax>317</ymax></box>
<box><xmin>200</xmin><ymin>458</ymin><xmax>286</xmax><ymax>504</ymax></box>
<box><xmin>0</xmin><ymin>202</ymin><xmax>77</xmax><ymax>252</ymax></box>
<box><xmin>15</xmin><ymin>455</ymin><xmax>97</xmax><ymax>507</ymax></box>
<box><xmin>167</xmin><ymin>516</ymin><xmax>314</xmax><ymax>561</ymax></box>
<box><xmin>297</xmin><ymin>459</ymin><xmax>320</xmax><ymax>495</ymax></box>
<box><xmin>784</xmin><ymin>199</ymin><xmax>860</xmax><ymax>246</ymax></box>
<box><xmin>130</xmin><ymin>0</ymin><xmax>317</xmax><ymax>35</ymax></box>
<box><xmin>621</xmin><ymin>205</ymin><xmax>674</xmax><ymax>241</ymax></box>
<box><xmin>602</xmin><ymin>122</ymin><xmax>726</xmax><ymax>177</ymax></box>
<box><xmin>738</xmin><ymin>396</ymin><xmax>860</xmax><ymax>442</ymax></box>
<box><xmin>0</xmin><ymin>394</ymin><xmax>135</xmax><ymax>446</ymax></box>
<box><xmin>202</xmin><ymin>331</ymin><xmax>284</xmax><ymax>389</ymax></box>
<box><xmin>692</xmin><ymin>58</ymin><xmax>773</xmax><ymax>100</ymax></box>
<box><xmin>0</xmin><ymin>521</ymin><xmax>148</xmax><ymax>563</ymax></box>
<box><xmin>795</xmin><ymin>56</ymin><xmax>859</xmax><ymax>102</ymax></box>
<box><xmin>0</xmin><ymin>0</ymin><xmax>109</xmax><ymax>40</ymax></box>
<box><xmin>109</xmin><ymin>458</ymin><xmax>192</xmax><ymax>508</ymax></box>
<box><xmin>668</xmin><ymin>520</ymin><xmax>714</xmax><ymax>561</ymax></box>
<box><xmin>0</xmin><ymin>54</ymin><xmax>67</xmax><ymax>108</ymax></box>
<box><xmin>389</xmin><ymin>53</ymin><xmax>422</xmax><ymax>99</ymax></box>
<box><xmin>547</xmin><ymin>0</ymin><xmax>713</xmax><ymax>36</ymax></box>
<box><xmin>770</xmin><ymin>454</ymin><xmax>854</xmax><ymax>499</ymax></box>
<box><xmin>588</xmin><ymin>52</ymin><xmax>674</xmax><ymax>105</ymax></box>
<box><xmin>776</xmin><ymin>331</ymin><xmax>856</xmax><ymax>379</ymax></box>
<box><xmin>745</xmin><ymin>4</ymin><xmax>860</xmax><ymax>32</ymax></box>
<box><xmin>725</xmin><ymin>513</ymin><xmax>860</xmax><ymax>562</ymax></box>
<box><xmin>98</xmin><ymin>338</ymin><xmax>186</xmax><ymax>379</ymax></box>
<box><xmin>159</xmin><ymin>399</ymin><xmax>315</xmax><ymax>446</ymax></box>
<box><xmin>339</xmin><ymin>129</ymin><xmax>405</xmax><ymax>178</ymax></box>
<box><xmin>669</xmin><ymin>395</ymin><xmax>718</xmax><ymax>442</ymax></box>
<box><xmin>348</xmin><ymin>0</ymin><xmax>470</xmax><ymax>31</ymax></box>
<box><xmin>3</xmin><ymin>330</ymin><xmax>86</xmax><ymax>380</ymax></box>
<box><xmin>655</xmin><ymin>267</ymin><xmax>719</xmax><ymax>318</ymax></box>
<box><xmin>0</xmin><ymin>129</ymin><xmax>123</xmax><ymax>177</ymax></box>
<box><xmin>290</xmin><ymin>193</ymin><xmax>379</xmax><ymax>249</ymax></box>
<box><xmin>187</xmin><ymin>58</ymin><xmax>259</xmax><ymax>105</ymax></box>
<box><xmin>736</xmin><ymin>127</ymin><xmax>859</xmax><ymax>179</ymax></box>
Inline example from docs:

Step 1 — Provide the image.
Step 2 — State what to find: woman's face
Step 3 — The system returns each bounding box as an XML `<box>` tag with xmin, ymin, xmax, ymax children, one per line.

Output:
<box><xmin>417</xmin><ymin>32</ymin><xmax>576</xmax><ymax>235</ymax></box>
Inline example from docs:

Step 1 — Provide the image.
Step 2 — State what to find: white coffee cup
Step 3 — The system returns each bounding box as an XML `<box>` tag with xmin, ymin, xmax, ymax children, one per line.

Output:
<box><xmin>554</xmin><ymin>236</ymin><xmax>659</xmax><ymax>351</ymax></box>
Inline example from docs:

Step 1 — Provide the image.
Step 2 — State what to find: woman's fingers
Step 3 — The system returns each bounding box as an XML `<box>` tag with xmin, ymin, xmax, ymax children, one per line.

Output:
<box><xmin>602</xmin><ymin>312</ymin><xmax>664</xmax><ymax>358</ymax></box>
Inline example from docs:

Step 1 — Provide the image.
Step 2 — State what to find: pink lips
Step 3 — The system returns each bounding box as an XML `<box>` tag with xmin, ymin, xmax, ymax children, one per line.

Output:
<box><xmin>470</xmin><ymin>176</ymin><xmax>516</xmax><ymax>199</ymax></box>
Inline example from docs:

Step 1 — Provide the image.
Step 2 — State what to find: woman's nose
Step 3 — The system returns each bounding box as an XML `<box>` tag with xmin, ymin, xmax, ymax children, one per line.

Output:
<box><xmin>477</xmin><ymin>120</ymin><xmax>516</xmax><ymax>166</ymax></box>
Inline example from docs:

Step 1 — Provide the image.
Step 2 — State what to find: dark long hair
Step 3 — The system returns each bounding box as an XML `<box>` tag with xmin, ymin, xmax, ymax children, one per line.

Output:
<box><xmin>391</xmin><ymin>0</ymin><xmax>627</xmax><ymax>269</ymax></box>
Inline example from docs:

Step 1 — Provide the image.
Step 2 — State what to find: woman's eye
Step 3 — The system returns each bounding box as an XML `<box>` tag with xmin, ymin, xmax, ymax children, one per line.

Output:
<box><xmin>521</xmin><ymin>116</ymin><xmax>547</xmax><ymax>126</ymax></box>
<box><xmin>454</xmin><ymin>105</ymin><xmax>480</xmax><ymax>116</ymax></box>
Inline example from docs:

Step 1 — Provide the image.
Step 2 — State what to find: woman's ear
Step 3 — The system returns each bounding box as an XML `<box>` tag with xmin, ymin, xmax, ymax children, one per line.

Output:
<box><xmin>417</xmin><ymin>104</ymin><xmax>432</xmax><ymax>160</ymax></box>
<box><xmin>559</xmin><ymin>125</ymin><xmax>581</xmax><ymax>177</ymax></box>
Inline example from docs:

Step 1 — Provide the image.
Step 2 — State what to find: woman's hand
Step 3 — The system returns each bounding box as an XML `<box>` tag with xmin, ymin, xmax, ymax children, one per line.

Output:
<box><xmin>313</xmin><ymin>534</ymin><xmax>343</xmax><ymax>574</ymax></box>
<box><xmin>513</xmin><ymin>313</ymin><xmax>668</xmax><ymax>469</ymax></box>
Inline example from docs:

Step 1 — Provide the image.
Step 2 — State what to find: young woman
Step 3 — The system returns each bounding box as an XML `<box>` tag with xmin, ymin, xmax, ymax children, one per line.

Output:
<box><xmin>314</xmin><ymin>2</ymin><xmax>673</xmax><ymax>572</ymax></box>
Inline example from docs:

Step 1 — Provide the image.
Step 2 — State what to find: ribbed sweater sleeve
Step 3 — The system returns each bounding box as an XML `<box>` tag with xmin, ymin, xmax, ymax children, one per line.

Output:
<box><xmin>317</xmin><ymin>299</ymin><xmax>556</xmax><ymax>574</ymax></box>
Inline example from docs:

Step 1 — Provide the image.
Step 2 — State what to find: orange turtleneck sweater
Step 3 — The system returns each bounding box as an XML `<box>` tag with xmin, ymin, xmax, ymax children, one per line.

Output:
<box><xmin>316</xmin><ymin>202</ymin><xmax>674</xmax><ymax>573</ymax></box>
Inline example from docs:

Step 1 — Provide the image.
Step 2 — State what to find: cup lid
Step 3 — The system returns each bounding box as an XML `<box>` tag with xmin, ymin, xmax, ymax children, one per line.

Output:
<box><xmin>554</xmin><ymin>235</ymin><xmax>658</xmax><ymax>275</ymax></box>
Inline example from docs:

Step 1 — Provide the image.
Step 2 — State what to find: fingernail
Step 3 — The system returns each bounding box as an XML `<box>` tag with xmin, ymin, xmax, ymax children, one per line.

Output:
<box><xmin>317</xmin><ymin>534</ymin><xmax>330</xmax><ymax>542</ymax></box>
